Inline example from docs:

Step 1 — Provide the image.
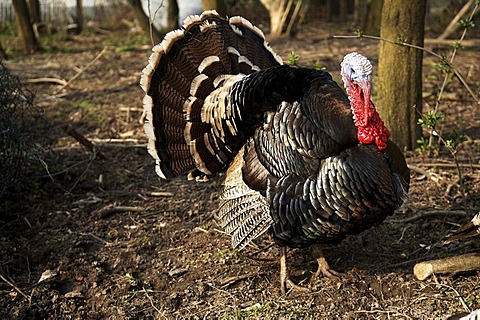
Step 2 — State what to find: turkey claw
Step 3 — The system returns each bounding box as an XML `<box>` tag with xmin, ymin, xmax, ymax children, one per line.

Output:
<box><xmin>313</xmin><ymin>264</ymin><xmax>343</xmax><ymax>280</ymax></box>
<box><xmin>281</xmin><ymin>277</ymin><xmax>310</xmax><ymax>295</ymax></box>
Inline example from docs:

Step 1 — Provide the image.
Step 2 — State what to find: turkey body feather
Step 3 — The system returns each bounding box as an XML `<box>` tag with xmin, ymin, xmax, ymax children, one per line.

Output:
<box><xmin>141</xmin><ymin>10</ymin><xmax>410</xmax><ymax>292</ymax></box>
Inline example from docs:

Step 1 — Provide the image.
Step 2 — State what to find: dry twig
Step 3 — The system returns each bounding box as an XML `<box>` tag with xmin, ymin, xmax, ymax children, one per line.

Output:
<box><xmin>26</xmin><ymin>77</ymin><xmax>67</xmax><ymax>86</ymax></box>
<box><xmin>64</xmin><ymin>124</ymin><xmax>106</xmax><ymax>160</ymax></box>
<box><xmin>147</xmin><ymin>191</ymin><xmax>174</xmax><ymax>197</ymax></box>
<box><xmin>96</xmin><ymin>204</ymin><xmax>146</xmax><ymax>218</ymax></box>
<box><xmin>0</xmin><ymin>273</ymin><xmax>30</xmax><ymax>301</ymax></box>
<box><xmin>220</xmin><ymin>273</ymin><xmax>262</xmax><ymax>287</ymax></box>
<box><xmin>408</xmin><ymin>165</ymin><xmax>442</xmax><ymax>182</ymax></box>
<box><xmin>54</xmin><ymin>47</ymin><xmax>108</xmax><ymax>93</ymax></box>
<box><xmin>388</xmin><ymin>210</ymin><xmax>467</xmax><ymax>224</ymax></box>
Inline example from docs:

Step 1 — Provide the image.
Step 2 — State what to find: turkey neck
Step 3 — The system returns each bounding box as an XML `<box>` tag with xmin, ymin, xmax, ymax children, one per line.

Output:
<box><xmin>231</xmin><ymin>65</ymin><xmax>357</xmax><ymax>145</ymax></box>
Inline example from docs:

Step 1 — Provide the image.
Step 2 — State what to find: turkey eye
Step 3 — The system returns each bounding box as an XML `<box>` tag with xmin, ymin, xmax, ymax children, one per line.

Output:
<box><xmin>349</xmin><ymin>68</ymin><xmax>356</xmax><ymax>79</ymax></box>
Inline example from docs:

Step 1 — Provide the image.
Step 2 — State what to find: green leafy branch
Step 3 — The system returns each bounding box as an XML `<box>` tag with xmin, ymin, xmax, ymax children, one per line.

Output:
<box><xmin>416</xmin><ymin>110</ymin><xmax>466</xmax><ymax>189</ymax></box>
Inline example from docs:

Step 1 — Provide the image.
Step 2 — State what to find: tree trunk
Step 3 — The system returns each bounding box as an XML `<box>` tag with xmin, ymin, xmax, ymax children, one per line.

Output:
<box><xmin>167</xmin><ymin>0</ymin><xmax>179</xmax><ymax>30</ymax></box>
<box><xmin>261</xmin><ymin>0</ymin><xmax>308</xmax><ymax>37</ymax></box>
<box><xmin>0</xmin><ymin>40</ymin><xmax>8</xmax><ymax>59</ymax></box>
<box><xmin>377</xmin><ymin>0</ymin><xmax>426</xmax><ymax>150</ymax></box>
<box><xmin>338</xmin><ymin>0</ymin><xmax>348</xmax><ymax>23</ymax></box>
<box><xmin>76</xmin><ymin>0</ymin><xmax>85</xmax><ymax>34</ymax></box>
<box><xmin>365</xmin><ymin>0</ymin><xmax>383</xmax><ymax>33</ymax></box>
<box><xmin>202</xmin><ymin>0</ymin><xmax>226</xmax><ymax>16</ymax></box>
<box><xmin>126</xmin><ymin>0</ymin><xmax>163</xmax><ymax>45</ymax></box>
<box><xmin>12</xmin><ymin>0</ymin><xmax>39</xmax><ymax>53</ymax></box>
<box><xmin>28</xmin><ymin>0</ymin><xmax>40</xmax><ymax>24</ymax></box>
<box><xmin>354</xmin><ymin>0</ymin><xmax>368</xmax><ymax>29</ymax></box>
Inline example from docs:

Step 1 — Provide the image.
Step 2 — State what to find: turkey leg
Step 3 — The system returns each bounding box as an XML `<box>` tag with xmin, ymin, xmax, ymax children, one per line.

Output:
<box><xmin>279</xmin><ymin>246</ymin><xmax>310</xmax><ymax>295</ymax></box>
<box><xmin>311</xmin><ymin>244</ymin><xmax>342</xmax><ymax>279</ymax></box>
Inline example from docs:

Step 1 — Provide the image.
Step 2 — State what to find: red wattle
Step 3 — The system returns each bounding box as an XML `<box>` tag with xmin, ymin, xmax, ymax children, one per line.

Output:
<box><xmin>349</xmin><ymin>83</ymin><xmax>390</xmax><ymax>151</ymax></box>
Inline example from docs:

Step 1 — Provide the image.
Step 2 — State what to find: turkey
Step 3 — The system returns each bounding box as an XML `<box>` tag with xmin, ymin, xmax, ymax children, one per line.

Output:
<box><xmin>445</xmin><ymin>213</ymin><xmax>480</xmax><ymax>244</ymax></box>
<box><xmin>141</xmin><ymin>10</ymin><xmax>410</xmax><ymax>294</ymax></box>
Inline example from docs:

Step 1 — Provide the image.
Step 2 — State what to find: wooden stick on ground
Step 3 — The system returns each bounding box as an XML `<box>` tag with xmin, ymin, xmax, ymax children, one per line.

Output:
<box><xmin>96</xmin><ymin>204</ymin><xmax>146</xmax><ymax>218</ymax></box>
<box><xmin>414</xmin><ymin>253</ymin><xmax>480</xmax><ymax>280</ymax></box>
<box><xmin>64</xmin><ymin>124</ymin><xmax>106</xmax><ymax>160</ymax></box>
<box><xmin>54</xmin><ymin>46</ymin><xmax>108</xmax><ymax>93</ymax></box>
<box><xmin>26</xmin><ymin>77</ymin><xmax>68</xmax><ymax>86</ymax></box>
<box><xmin>388</xmin><ymin>210</ymin><xmax>467</xmax><ymax>224</ymax></box>
<box><xmin>0</xmin><ymin>273</ymin><xmax>30</xmax><ymax>300</ymax></box>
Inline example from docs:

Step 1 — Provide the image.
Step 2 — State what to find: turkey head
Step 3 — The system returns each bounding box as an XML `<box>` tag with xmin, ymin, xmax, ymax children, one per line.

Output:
<box><xmin>341</xmin><ymin>52</ymin><xmax>390</xmax><ymax>150</ymax></box>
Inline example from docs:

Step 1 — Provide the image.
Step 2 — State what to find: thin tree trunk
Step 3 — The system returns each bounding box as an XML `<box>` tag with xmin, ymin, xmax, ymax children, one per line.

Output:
<box><xmin>28</xmin><ymin>0</ymin><xmax>40</xmax><ymax>24</ymax></box>
<box><xmin>167</xmin><ymin>0</ymin><xmax>179</xmax><ymax>30</ymax></box>
<box><xmin>354</xmin><ymin>0</ymin><xmax>368</xmax><ymax>29</ymax></box>
<box><xmin>202</xmin><ymin>0</ymin><xmax>226</xmax><ymax>16</ymax></box>
<box><xmin>76</xmin><ymin>0</ymin><xmax>84</xmax><ymax>34</ymax></box>
<box><xmin>0</xmin><ymin>40</ymin><xmax>8</xmax><ymax>59</ymax></box>
<box><xmin>338</xmin><ymin>0</ymin><xmax>348</xmax><ymax>23</ymax></box>
<box><xmin>12</xmin><ymin>0</ymin><xmax>39</xmax><ymax>53</ymax></box>
<box><xmin>126</xmin><ymin>0</ymin><xmax>163</xmax><ymax>45</ymax></box>
<box><xmin>377</xmin><ymin>0</ymin><xmax>426</xmax><ymax>150</ymax></box>
<box><xmin>365</xmin><ymin>0</ymin><xmax>383</xmax><ymax>33</ymax></box>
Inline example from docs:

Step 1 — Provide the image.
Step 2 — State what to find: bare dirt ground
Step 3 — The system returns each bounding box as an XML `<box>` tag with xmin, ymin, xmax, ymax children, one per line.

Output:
<box><xmin>1</xmin><ymin>22</ymin><xmax>480</xmax><ymax>319</ymax></box>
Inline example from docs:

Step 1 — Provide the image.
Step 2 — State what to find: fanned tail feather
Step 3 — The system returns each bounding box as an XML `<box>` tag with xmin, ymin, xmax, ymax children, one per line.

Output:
<box><xmin>141</xmin><ymin>10</ymin><xmax>282</xmax><ymax>180</ymax></box>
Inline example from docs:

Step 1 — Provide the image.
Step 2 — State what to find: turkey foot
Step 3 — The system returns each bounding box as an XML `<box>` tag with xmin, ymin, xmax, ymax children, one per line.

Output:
<box><xmin>311</xmin><ymin>244</ymin><xmax>343</xmax><ymax>279</ymax></box>
<box><xmin>279</xmin><ymin>247</ymin><xmax>310</xmax><ymax>295</ymax></box>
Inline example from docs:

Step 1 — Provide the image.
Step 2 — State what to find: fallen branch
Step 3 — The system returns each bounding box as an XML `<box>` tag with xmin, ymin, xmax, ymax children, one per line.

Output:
<box><xmin>148</xmin><ymin>191</ymin><xmax>174</xmax><ymax>197</ymax></box>
<box><xmin>220</xmin><ymin>273</ymin><xmax>262</xmax><ymax>287</ymax></box>
<box><xmin>52</xmin><ymin>143</ymin><xmax>146</xmax><ymax>151</ymax></box>
<box><xmin>64</xmin><ymin>125</ymin><xmax>106</xmax><ymax>160</ymax></box>
<box><xmin>413</xmin><ymin>253</ymin><xmax>480</xmax><ymax>280</ymax></box>
<box><xmin>55</xmin><ymin>47</ymin><xmax>108</xmax><ymax>93</ymax></box>
<box><xmin>26</xmin><ymin>77</ymin><xmax>67</xmax><ymax>86</ymax></box>
<box><xmin>411</xmin><ymin>163</ymin><xmax>480</xmax><ymax>169</ymax></box>
<box><xmin>91</xmin><ymin>138</ymin><xmax>143</xmax><ymax>144</ymax></box>
<box><xmin>408</xmin><ymin>165</ymin><xmax>442</xmax><ymax>182</ymax></box>
<box><xmin>388</xmin><ymin>210</ymin><xmax>467</xmax><ymax>224</ymax></box>
<box><xmin>0</xmin><ymin>273</ymin><xmax>30</xmax><ymax>301</ymax></box>
<box><xmin>119</xmin><ymin>107</ymin><xmax>144</xmax><ymax>112</ymax></box>
<box><xmin>96</xmin><ymin>204</ymin><xmax>146</xmax><ymax>218</ymax></box>
<box><xmin>79</xmin><ymin>233</ymin><xmax>112</xmax><ymax>246</ymax></box>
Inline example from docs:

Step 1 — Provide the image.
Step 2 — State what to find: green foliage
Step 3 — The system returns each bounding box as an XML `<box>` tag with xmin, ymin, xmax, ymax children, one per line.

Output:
<box><xmin>458</xmin><ymin>18</ymin><xmax>475</xmax><ymax>29</ymax></box>
<box><xmin>450</xmin><ymin>41</ymin><xmax>463</xmax><ymax>49</ymax></box>
<box><xmin>415</xmin><ymin>137</ymin><xmax>437</xmax><ymax>155</ymax></box>
<box><xmin>445</xmin><ymin>130</ymin><xmax>467</xmax><ymax>152</ymax></box>
<box><xmin>417</xmin><ymin>110</ymin><xmax>444</xmax><ymax>129</ymax></box>
<box><xmin>313</xmin><ymin>60</ymin><xmax>326</xmax><ymax>71</ymax></box>
<box><xmin>433</xmin><ymin>55</ymin><xmax>451</xmax><ymax>73</ymax></box>
<box><xmin>355</xmin><ymin>29</ymin><xmax>364</xmax><ymax>37</ymax></box>
<box><xmin>288</xmin><ymin>51</ymin><xmax>299</xmax><ymax>65</ymax></box>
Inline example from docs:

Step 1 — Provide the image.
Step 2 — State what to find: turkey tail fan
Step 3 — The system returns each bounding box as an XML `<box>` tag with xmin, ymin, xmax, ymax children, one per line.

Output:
<box><xmin>141</xmin><ymin>10</ymin><xmax>283</xmax><ymax>180</ymax></box>
<box><xmin>216</xmin><ymin>147</ymin><xmax>273</xmax><ymax>249</ymax></box>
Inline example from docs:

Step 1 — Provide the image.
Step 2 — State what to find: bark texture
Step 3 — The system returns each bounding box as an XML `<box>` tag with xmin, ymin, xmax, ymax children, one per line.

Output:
<box><xmin>377</xmin><ymin>0</ymin><xmax>426</xmax><ymax>150</ymax></box>
<box><xmin>13</xmin><ymin>0</ymin><xmax>39</xmax><ymax>53</ymax></box>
